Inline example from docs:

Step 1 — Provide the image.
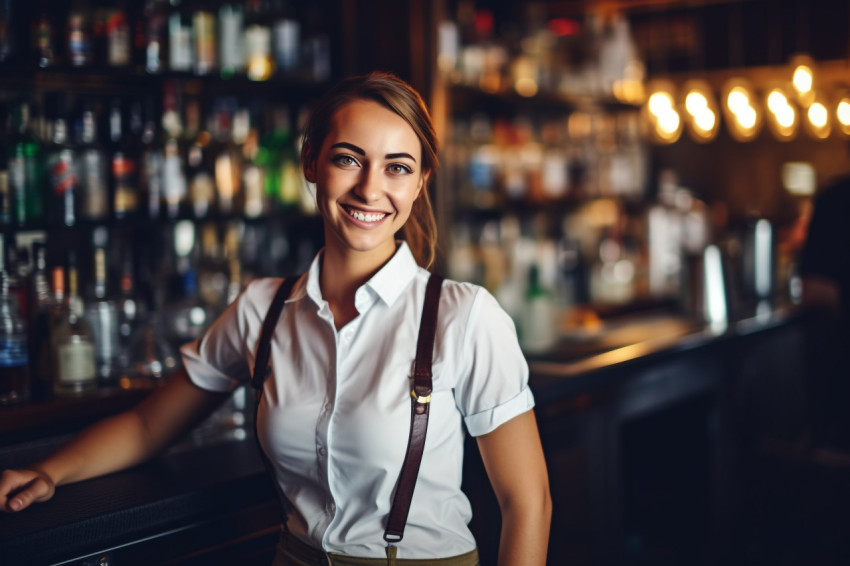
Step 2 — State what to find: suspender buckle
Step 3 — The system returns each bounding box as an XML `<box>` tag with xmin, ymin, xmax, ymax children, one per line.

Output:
<box><xmin>410</xmin><ymin>389</ymin><xmax>431</xmax><ymax>404</ymax></box>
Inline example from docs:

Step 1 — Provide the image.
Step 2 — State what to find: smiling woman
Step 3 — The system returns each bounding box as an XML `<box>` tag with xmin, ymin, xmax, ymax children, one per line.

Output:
<box><xmin>0</xmin><ymin>72</ymin><xmax>551</xmax><ymax>566</ymax></box>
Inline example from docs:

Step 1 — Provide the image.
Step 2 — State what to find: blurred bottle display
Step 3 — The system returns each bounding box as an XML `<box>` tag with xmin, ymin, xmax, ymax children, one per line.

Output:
<box><xmin>0</xmin><ymin>0</ymin><xmax>331</xmax><ymax>407</ymax></box>
<box><xmin>1</xmin><ymin>0</ymin><xmax>334</xmax><ymax>83</ymax></box>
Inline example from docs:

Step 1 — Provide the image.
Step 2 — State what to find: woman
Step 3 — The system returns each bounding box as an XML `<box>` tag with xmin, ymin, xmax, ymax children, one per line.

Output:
<box><xmin>0</xmin><ymin>72</ymin><xmax>551</xmax><ymax>565</ymax></box>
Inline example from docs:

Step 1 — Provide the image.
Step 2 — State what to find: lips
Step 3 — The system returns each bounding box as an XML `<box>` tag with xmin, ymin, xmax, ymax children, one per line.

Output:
<box><xmin>343</xmin><ymin>205</ymin><xmax>389</xmax><ymax>223</ymax></box>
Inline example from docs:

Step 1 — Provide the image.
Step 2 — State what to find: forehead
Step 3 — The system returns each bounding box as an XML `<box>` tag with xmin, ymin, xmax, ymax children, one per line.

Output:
<box><xmin>325</xmin><ymin>99</ymin><xmax>421</xmax><ymax>155</ymax></box>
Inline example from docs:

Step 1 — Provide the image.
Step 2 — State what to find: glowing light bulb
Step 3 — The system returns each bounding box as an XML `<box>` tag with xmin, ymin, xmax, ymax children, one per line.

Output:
<box><xmin>685</xmin><ymin>91</ymin><xmax>708</xmax><ymax>115</ymax></box>
<box><xmin>648</xmin><ymin>92</ymin><xmax>673</xmax><ymax>116</ymax></box>
<box><xmin>792</xmin><ymin>65</ymin><xmax>813</xmax><ymax>95</ymax></box>
<box><xmin>777</xmin><ymin>105</ymin><xmax>796</xmax><ymax>129</ymax></box>
<box><xmin>658</xmin><ymin>109</ymin><xmax>680</xmax><ymax>135</ymax></box>
<box><xmin>727</xmin><ymin>88</ymin><xmax>750</xmax><ymax>114</ymax></box>
<box><xmin>767</xmin><ymin>90</ymin><xmax>788</xmax><ymax>114</ymax></box>
<box><xmin>808</xmin><ymin>102</ymin><xmax>828</xmax><ymax>128</ymax></box>
<box><xmin>695</xmin><ymin>108</ymin><xmax>716</xmax><ymax>132</ymax></box>
<box><xmin>737</xmin><ymin>106</ymin><xmax>757</xmax><ymax>130</ymax></box>
<box><xmin>837</xmin><ymin>100</ymin><xmax>850</xmax><ymax>126</ymax></box>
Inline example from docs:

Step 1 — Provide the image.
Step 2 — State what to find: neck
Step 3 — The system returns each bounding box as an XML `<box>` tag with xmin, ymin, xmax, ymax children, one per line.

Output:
<box><xmin>319</xmin><ymin>241</ymin><xmax>397</xmax><ymax>328</ymax></box>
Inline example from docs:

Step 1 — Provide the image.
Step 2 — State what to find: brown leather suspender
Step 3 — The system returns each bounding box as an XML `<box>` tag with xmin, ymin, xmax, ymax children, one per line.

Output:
<box><xmin>384</xmin><ymin>273</ymin><xmax>444</xmax><ymax>544</ymax></box>
<box><xmin>250</xmin><ymin>273</ymin><xmax>445</xmax><ymax>547</ymax></box>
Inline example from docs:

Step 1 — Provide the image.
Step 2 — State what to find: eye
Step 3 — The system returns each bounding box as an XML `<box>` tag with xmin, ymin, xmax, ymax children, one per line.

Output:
<box><xmin>387</xmin><ymin>163</ymin><xmax>413</xmax><ymax>175</ymax></box>
<box><xmin>332</xmin><ymin>154</ymin><xmax>359</xmax><ymax>167</ymax></box>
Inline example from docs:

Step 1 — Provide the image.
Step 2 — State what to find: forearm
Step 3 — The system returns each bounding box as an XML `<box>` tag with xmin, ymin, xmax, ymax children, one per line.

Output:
<box><xmin>31</xmin><ymin>408</ymin><xmax>161</xmax><ymax>487</ymax></box>
<box><xmin>497</xmin><ymin>493</ymin><xmax>552</xmax><ymax>566</ymax></box>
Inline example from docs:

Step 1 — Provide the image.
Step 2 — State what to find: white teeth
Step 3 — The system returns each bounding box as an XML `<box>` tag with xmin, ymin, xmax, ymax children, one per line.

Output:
<box><xmin>347</xmin><ymin>208</ymin><xmax>387</xmax><ymax>223</ymax></box>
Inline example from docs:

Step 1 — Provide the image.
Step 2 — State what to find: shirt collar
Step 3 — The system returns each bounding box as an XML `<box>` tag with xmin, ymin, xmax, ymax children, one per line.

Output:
<box><xmin>303</xmin><ymin>241</ymin><xmax>420</xmax><ymax>308</ymax></box>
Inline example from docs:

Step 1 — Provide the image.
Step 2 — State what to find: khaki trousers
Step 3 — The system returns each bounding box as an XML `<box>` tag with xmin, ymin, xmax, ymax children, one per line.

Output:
<box><xmin>272</xmin><ymin>530</ymin><xmax>480</xmax><ymax>566</ymax></box>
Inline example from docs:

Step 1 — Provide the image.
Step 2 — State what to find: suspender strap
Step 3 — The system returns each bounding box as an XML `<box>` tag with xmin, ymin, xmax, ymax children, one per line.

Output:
<box><xmin>251</xmin><ymin>275</ymin><xmax>301</xmax><ymax>520</ymax></box>
<box><xmin>384</xmin><ymin>273</ymin><xmax>444</xmax><ymax>544</ymax></box>
<box><xmin>251</xmin><ymin>276</ymin><xmax>300</xmax><ymax>390</ymax></box>
<box><xmin>248</xmin><ymin>272</ymin><xmax>445</xmax><ymax>548</ymax></box>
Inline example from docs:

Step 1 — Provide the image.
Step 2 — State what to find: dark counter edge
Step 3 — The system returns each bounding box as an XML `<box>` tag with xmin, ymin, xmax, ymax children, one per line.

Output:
<box><xmin>0</xmin><ymin>438</ymin><xmax>280</xmax><ymax>566</ymax></box>
<box><xmin>527</xmin><ymin>307</ymin><xmax>805</xmax><ymax>405</ymax></box>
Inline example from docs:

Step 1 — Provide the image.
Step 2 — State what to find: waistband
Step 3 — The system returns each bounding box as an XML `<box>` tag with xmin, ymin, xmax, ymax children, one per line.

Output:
<box><xmin>276</xmin><ymin>530</ymin><xmax>480</xmax><ymax>566</ymax></box>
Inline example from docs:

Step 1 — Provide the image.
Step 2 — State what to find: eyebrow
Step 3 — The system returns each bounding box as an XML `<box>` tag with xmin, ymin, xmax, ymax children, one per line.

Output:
<box><xmin>330</xmin><ymin>142</ymin><xmax>417</xmax><ymax>163</ymax></box>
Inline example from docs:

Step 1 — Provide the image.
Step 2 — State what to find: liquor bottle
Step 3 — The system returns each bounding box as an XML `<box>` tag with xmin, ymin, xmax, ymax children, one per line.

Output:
<box><xmin>109</xmin><ymin>98</ymin><xmax>140</xmax><ymax>219</ymax></box>
<box><xmin>106</xmin><ymin>1</ymin><xmax>131</xmax><ymax>67</ymax></box>
<box><xmin>27</xmin><ymin>241</ymin><xmax>53</xmax><ymax>399</ymax></box>
<box><xmin>85</xmin><ymin>228</ymin><xmax>120</xmax><ymax>384</ymax></box>
<box><xmin>32</xmin><ymin>2</ymin><xmax>58</xmax><ymax>68</ymax></box>
<box><xmin>116</xmin><ymin>250</ymin><xmax>140</xmax><ymax>370</ymax></box>
<box><xmin>212</xmin><ymin>98</ymin><xmax>243</xmax><ymax>216</ymax></box>
<box><xmin>8</xmin><ymin>101</ymin><xmax>44</xmax><ymax>226</ymax></box>
<box><xmin>68</xmin><ymin>0</ymin><xmax>94</xmax><ymax>67</ymax></box>
<box><xmin>143</xmin><ymin>0</ymin><xmax>168</xmax><ymax>74</ymax></box>
<box><xmin>76</xmin><ymin>97</ymin><xmax>109</xmax><ymax>221</ymax></box>
<box><xmin>271</xmin><ymin>0</ymin><xmax>300</xmax><ymax>74</ymax></box>
<box><xmin>140</xmin><ymin>96</ymin><xmax>164</xmax><ymax>219</ymax></box>
<box><xmin>218</xmin><ymin>2</ymin><xmax>244</xmax><ymax>78</ymax></box>
<box><xmin>167</xmin><ymin>0</ymin><xmax>193</xmax><ymax>72</ymax></box>
<box><xmin>187</xmin><ymin>141</ymin><xmax>214</xmax><ymax>218</ymax></box>
<box><xmin>45</xmin><ymin>93</ymin><xmax>81</xmax><ymax>227</ymax></box>
<box><xmin>51</xmin><ymin>263</ymin><xmax>97</xmax><ymax>397</ymax></box>
<box><xmin>192</xmin><ymin>5</ymin><xmax>216</xmax><ymax>75</ymax></box>
<box><xmin>520</xmin><ymin>263</ymin><xmax>558</xmax><ymax>354</ymax></box>
<box><xmin>260</xmin><ymin>106</ymin><xmax>300</xmax><ymax>209</ymax></box>
<box><xmin>0</xmin><ymin>270</ymin><xmax>30</xmax><ymax>405</ymax></box>
<box><xmin>244</xmin><ymin>0</ymin><xmax>274</xmax><ymax>81</ymax></box>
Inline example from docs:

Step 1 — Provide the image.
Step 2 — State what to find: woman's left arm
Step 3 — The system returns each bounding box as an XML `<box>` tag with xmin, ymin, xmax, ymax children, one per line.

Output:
<box><xmin>476</xmin><ymin>409</ymin><xmax>552</xmax><ymax>566</ymax></box>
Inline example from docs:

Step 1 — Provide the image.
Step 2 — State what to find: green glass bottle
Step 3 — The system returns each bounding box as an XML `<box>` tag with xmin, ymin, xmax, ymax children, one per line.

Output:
<box><xmin>8</xmin><ymin>102</ymin><xmax>45</xmax><ymax>226</ymax></box>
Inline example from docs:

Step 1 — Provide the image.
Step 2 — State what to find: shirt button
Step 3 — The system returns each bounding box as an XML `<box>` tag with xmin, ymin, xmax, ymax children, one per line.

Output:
<box><xmin>318</xmin><ymin>446</ymin><xmax>327</xmax><ymax>456</ymax></box>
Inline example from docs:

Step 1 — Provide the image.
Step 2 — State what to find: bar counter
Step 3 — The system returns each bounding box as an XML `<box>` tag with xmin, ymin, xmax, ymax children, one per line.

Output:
<box><xmin>0</xmin><ymin>304</ymin><xmax>811</xmax><ymax>566</ymax></box>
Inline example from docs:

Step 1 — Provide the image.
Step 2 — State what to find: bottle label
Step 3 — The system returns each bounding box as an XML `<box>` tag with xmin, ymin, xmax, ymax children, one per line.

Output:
<box><xmin>58</xmin><ymin>341</ymin><xmax>96</xmax><ymax>384</ymax></box>
<box><xmin>0</xmin><ymin>338</ymin><xmax>28</xmax><ymax>367</ymax></box>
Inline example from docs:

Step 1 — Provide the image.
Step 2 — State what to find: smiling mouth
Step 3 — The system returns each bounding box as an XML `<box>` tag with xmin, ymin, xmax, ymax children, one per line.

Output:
<box><xmin>344</xmin><ymin>206</ymin><xmax>389</xmax><ymax>223</ymax></box>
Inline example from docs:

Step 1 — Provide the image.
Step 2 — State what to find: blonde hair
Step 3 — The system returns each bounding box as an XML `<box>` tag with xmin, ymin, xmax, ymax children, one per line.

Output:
<box><xmin>300</xmin><ymin>72</ymin><xmax>440</xmax><ymax>269</ymax></box>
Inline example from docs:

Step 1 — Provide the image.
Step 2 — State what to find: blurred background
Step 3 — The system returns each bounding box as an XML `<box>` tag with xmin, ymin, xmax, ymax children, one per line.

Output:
<box><xmin>2</xmin><ymin>1</ymin><xmax>850</xmax><ymax>565</ymax></box>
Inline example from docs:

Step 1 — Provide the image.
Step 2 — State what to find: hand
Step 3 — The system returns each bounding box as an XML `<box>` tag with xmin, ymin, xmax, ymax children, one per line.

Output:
<box><xmin>0</xmin><ymin>468</ymin><xmax>56</xmax><ymax>512</ymax></box>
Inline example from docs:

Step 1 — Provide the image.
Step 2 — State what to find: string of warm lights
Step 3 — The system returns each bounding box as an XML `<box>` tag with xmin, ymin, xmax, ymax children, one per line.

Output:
<box><xmin>644</xmin><ymin>55</ymin><xmax>850</xmax><ymax>144</ymax></box>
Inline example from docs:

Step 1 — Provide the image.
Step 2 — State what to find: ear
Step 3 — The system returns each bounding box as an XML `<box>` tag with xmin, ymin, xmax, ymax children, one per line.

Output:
<box><xmin>304</xmin><ymin>160</ymin><xmax>317</xmax><ymax>183</ymax></box>
<box><xmin>303</xmin><ymin>142</ymin><xmax>317</xmax><ymax>183</ymax></box>
<box><xmin>417</xmin><ymin>169</ymin><xmax>432</xmax><ymax>198</ymax></box>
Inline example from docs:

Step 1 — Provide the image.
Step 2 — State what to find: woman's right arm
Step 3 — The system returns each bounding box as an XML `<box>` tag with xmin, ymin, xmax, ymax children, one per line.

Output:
<box><xmin>0</xmin><ymin>367</ymin><xmax>231</xmax><ymax>512</ymax></box>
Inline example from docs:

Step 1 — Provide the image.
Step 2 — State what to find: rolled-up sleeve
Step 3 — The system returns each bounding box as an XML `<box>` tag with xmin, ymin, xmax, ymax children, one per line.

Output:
<box><xmin>454</xmin><ymin>288</ymin><xmax>535</xmax><ymax>437</ymax></box>
<box><xmin>181</xmin><ymin>283</ymin><xmax>258</xmax><ymax>393</ymax></box>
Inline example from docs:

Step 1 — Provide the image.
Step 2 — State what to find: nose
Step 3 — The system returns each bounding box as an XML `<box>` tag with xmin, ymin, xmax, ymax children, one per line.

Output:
<box><xmin>353</xmin><ymin>166</ymin><xmax>383</xmax><ymax>203</ymax></box>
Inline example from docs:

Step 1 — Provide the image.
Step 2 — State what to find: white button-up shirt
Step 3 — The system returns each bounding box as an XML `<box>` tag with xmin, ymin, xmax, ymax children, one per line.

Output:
<box><xmin>181</xmin><ymin>242</ymin><xmax>534</xmax><ymax>558</ymax></box>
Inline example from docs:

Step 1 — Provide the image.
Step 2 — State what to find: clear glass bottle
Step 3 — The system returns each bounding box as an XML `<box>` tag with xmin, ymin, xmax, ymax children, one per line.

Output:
<box><xmin>0</xmin><ymin>270</ymin><xmax>30</xmax><ymax>405</ymax></box>
<box><xmin>46</xmin><ymin>93</ymin><xmax>81</xmax><ymax>227</ymax></box>
<box><xmin>85</xmin><ymin>229</ymin><xmax>120</xmax><ymax>384</ymax></box>
<box><xmin>218</xmin><ymin>2</ymin><xmax>244</xmax><ymax>78</ymax></box>
<box><xmin>51</xmin><ymin>264</ymin><xmax>97</xmax><ymax>397</ymax></box>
